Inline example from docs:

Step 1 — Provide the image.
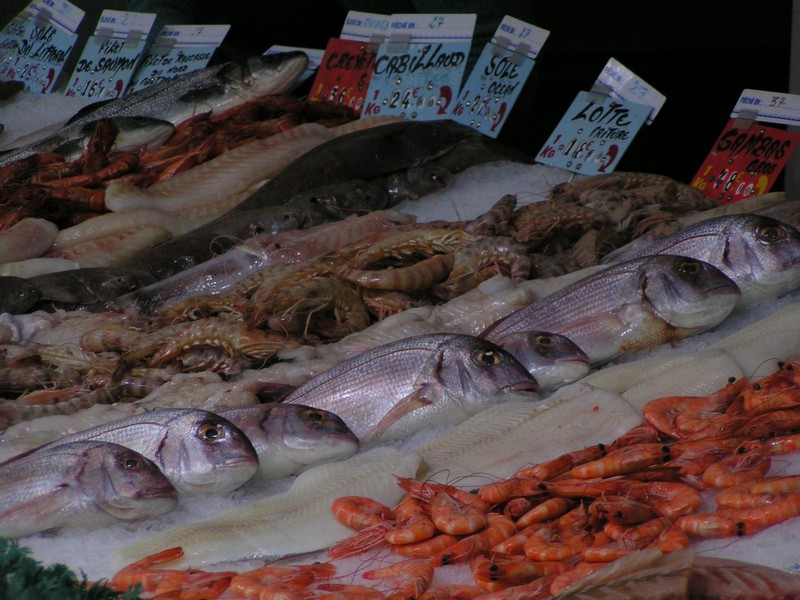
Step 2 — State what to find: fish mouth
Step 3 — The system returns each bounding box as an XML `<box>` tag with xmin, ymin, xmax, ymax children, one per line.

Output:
<box><xmin>503</xmin><ymin>380</ymin><xmax>540</xmax><ymax>393</ymax></box>
<box><xmin>136</xmin><ymin>486</ymin><xmax>178</xmax><ymax>500</ymax></box>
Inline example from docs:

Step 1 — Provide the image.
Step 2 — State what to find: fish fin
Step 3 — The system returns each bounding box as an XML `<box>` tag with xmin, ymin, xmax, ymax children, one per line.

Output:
<box><xmin>368</xmin><ymin>386</ymin><xmax>434</xmax><ymax>440</ymax></box>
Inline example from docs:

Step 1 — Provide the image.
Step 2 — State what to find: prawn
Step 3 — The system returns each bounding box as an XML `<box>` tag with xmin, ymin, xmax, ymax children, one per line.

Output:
<box><xmin>469</xmin><ymin>553</ymin><xmax>570</xmax><ymax>592</ymax></box>
<box><xmin>431</xmin><ymin>513</ymin><xmax>517</xmax><ymax>566</ymax></box>
<box><xmin>228</xmin><ymin>563</ymin><xmax>335</xmax><ymax>599</ymax></box>
<box><xmin>362</xmin><ymin>559</ymin><xmax>434</xmax><ymax>600</ymax></box>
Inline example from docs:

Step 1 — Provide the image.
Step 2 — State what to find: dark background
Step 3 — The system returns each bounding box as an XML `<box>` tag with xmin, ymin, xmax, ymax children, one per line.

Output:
<box><xmin>1</xmin><ymin>1</ymin><xmax>793</xmax><ymax>184</ymax></box>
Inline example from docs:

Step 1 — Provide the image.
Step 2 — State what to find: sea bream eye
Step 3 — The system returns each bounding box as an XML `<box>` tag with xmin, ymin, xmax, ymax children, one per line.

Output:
<box><xmin>120</xmin><ymin>456</ymin><xmax>142</xmax><ymax>470</ymax></box>
<box><xmin>536</xmin><ymin>334</ymin><xmax>555</xmax><ymax>346</ymax></box>
<box><xmin>197</xmin><ymin>422</ymin><xmax>225</xmax><ymax>442</ymax></box>
<box><xmin>757</xmin><ymin>225</ymin><xmax>786</xmax><ymax>243</ymax></box>
<box><xmin>676</xmin><ymin>259</ymin><xmax>702</xmax><ymax>277</ymax></box>
<box><xmin>474</xmin><ymin>348</ymin><xmax>502</xmax><ymax>367</ymax></box>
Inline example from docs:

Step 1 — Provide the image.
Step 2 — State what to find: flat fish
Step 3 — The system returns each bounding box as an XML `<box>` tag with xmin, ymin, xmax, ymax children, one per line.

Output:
<box><xmin>282</xmin><ymin>333</ymin><xmax>539</xmax><ymax>442</ymax></box>
<box><xmin>605</xmin><ymin>214</ymin><xmax>800</xmax><ymax>305</ymax></box>
<box><xmin>23</xmin><ymin>408</ymin><xmax>259</xmax><ymax>495</ymax></box>
<box><xmin>217</xmin><ymin>403</ymin><xmax>359</xmax><ymax>479</ymax></box>
<box><xmin>0</xmin><ymin>440</ymin><xmax>177</xmax><ymax>538</ymax></box>
<box><xmin>481</xmin><ymin>255</ymin><xmax>742</xmax><ymax>365</ymax></box>
<box><xmin>119</xmin><ymin>119</ymin><xmax>531</xmax><ymax>281</ymax></box>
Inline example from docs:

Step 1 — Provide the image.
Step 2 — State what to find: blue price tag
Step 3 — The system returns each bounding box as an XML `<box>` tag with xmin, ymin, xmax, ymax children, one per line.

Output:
<box><xmin>130</xmin><ymin>43</ymin><xmax>218</xmax><ymax>92</ymax></box>
<box><xmin>363</xmin><ymin>38</ymin><xmax>469</xmax><ymax>120</ymax></box>
<box><xmin>536</xmin><ymin>91</ymin><xmax>650</xmax><ymax>175</ymax></box>
<box><xmin>0</xmin><ymin>11</ymin><xmax>82</xmax><ymax>94</ymax></box>
<box><xmin>451</xmin><ymin>43</ymin><xmax>535</xmax><ymax>137</ymax></box>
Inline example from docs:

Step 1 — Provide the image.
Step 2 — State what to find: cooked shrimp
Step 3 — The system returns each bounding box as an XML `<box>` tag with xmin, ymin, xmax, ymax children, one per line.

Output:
<box><xmin>469</xmin><ymin>553</ymin><xmax>570</xmax><ymax>592</ymax></box>
<box><xmin>569</xmin><ymin>443</ymin><xmax>672</xmax><ymax>479</ymax></box>
<box><xmin>362</xmin><ymin>559</ymin><xmax>434</xmax><ymax>600</ymax></box>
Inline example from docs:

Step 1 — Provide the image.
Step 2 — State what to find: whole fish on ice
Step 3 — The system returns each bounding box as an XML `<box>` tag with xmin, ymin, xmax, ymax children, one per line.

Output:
<box><xmin>23</xmin><ymin>408</ymin><xmax>259</xmax><ymax>495</ymax></box>
<box><xmin>282</xmin><ymin>333</ymin><xmax>539</xmax><ymax>442</ymax></box>
<box><xmin>0</xmin><ymin>440</ymin><xmax>178</xmax><ymax>538</ymax></box>
<box><xmin>0</xmin><ymin>52</ymin><xmax>309</xmax><ymax>165</ymax></box>
<box><xmin>118</xmin><ymin>119</ymin><xmax>531</xmax><ymax>281</ymax></box>
<box><xmin>603</xmin><ymin>214</ymin><xmax>800</xmax><ymax>305</ymax></box>
<box><xmin>481</xmin><ymin>255</ymin><xmax>741</xmax><ymax>365</ymax></box>
<box><xmin>217</xmin><ymin>403</ymin><xmax>359</xmax><ymax>479</ymax></box>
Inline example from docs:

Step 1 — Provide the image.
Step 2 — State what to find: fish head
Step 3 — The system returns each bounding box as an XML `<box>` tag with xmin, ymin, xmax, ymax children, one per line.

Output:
<box><xmin>271</xmin><ymin>404</ymin><xmax>360</xmax><ymax>469</ymax></box>
<box><xmin>638</xmin><ymin>255</ymin><xmax>741</xmax><ymax>331</ymax></box>
<box><xmin>718</xmin><ymin>215</ymin><xmax>800</xmax><ymax>303</ymax></box>
<box><xmin>493</xmin><ymin>330</ymin><xmax>591</xmax><ymax>391</ymax></box>
<box><xmin>84</xmin><ymin>442</ymin><xmax>178</xmax><ymax>521</ymax></box>
<box><xmin>241</xmin><ymin>52</ymin><xmax>309</xmax><ymax>96</ymax></box>
<box><xmin>438</xmin><ymin>335</ymin><xmax>539</xmax><ymax>414</ymax></box>
<box><xmin>162</xmin><ymin>410</ymin><xmax>259</xmax><ymax>494</ymax></box>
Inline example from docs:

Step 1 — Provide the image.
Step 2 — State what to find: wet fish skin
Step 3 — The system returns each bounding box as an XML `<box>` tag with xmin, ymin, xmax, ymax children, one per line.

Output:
<box><xmin>283</xmin><ymin>333</ymin><xmax>539</xmax><ymax>442</ymax></box>
<box><xmin>26</xmin><ymin>267</ymin><xmax>156</xmax><ymax>309</ymax></box>
<box><xmin>0</xmin><ymin>440</ymin><xmax>178</xmax><ymax>538</ymax></box>
<box><xmin>606</xmin><ymin>214</ymin><xmax>800</xmax><ymax>305</ymax></box>
<box><xmin>482</xmin><ymin>255</ymin><xmax>741</xmax><ymax>365</ymax></box>
<box><xmin>0</xmin><ymin>276</ymin><xmax>40</xmax><ymax>314</ymax></box>
<box><xmin>218</xmin><ymin>403</ymin><xmax>359</xmax><ymax>479</ymax></box>
<box><xmin>52</xmin><ymin>116</ymin><xmax>175</xmax><ymax>163</ymax></box>
<box><xmin>32</xmin><ymin>408</ymin><xmax>259</xmax><ymax>495</ymax></box>
<box><xmin>0</xmin><ymin>52</ymin><xmax>309</xmax><ymax>166</ymax></box>
<box><xmin>490</xmin><ymin>330</ymin><xmax>591</xmax><ymax>391</ymax></box>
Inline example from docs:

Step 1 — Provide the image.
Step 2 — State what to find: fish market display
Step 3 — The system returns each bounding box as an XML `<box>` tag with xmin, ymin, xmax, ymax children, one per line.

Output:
<box><xmin>0</xmin><ymin>52</ymin><xmax>309</xmax><ymax>165</ymax></box>
<box><xmin>217</xmin><ymin>403</ymin><xmax>360</xmax><ymax>479</ymax></box>
<box><xmin>0</xmin><ymin>440</ymin><xmax>177</xmax><ymax>538</ymax></box>
<box><xmin>481</xmin><ymin>255</ymin><xmax>741</xmax><ymax>364</ymax></box>
<box><xmin>24</xmin><ymin>408</ymin><xmax>259</xmax><ymax>495</ymax></box>
<box><xmin>283</xmin><ymin>333</ymin><xmax>539</xmax><ymax>442</ymax></box>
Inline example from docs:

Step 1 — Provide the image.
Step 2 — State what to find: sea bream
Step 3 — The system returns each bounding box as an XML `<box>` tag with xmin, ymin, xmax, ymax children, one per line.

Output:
<box><xmin>0</xmin><ymin>440</ymin><xmax>177</xmax><ymax>538</ymax></box>
<box><xmin>0</xmin><ymin>52</ymin><xmax>309</xmax><ymax>165</ymax></box>
<box><xmin>481</xmin><ymin>255</ymin><xmax>741</xmax><ymax>365</ymax></box>
<box><xmin>282</xmin><ymin>333</ymin><xmax>539</xmax><ymax>443</ymax></box>
<box><xmin>24</xmin><ymin>408</ymin><xmax>259</xmax><ymax>495</ymax></box>
<box><xmin>217</xmin><ymin>403</ymin><xmax>360</xmax><ymax>479</ymax></box>
<box><xmin>602</xmin><ymin>214</ymin><xmax>800</xmax><ymax>305</ymax></box>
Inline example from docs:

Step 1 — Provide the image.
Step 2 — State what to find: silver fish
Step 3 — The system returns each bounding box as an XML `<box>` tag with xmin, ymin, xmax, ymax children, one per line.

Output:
<box><xmin>283</xmin><ymin>333</ymin><xmax>539</xmax><ymax>442</ymax></box>
<box><xmin>0</xmin><ymin>52</ymin><xmax>308</xmax><ymax>166</ymax></box>
<box><xmin>604</xmin><ymin>214</ymin><xmax>800</xmax><ymax>305</ymax></box>
<box><xmin>0</xmin><ymin>440</ymin><xmax>177</xmax><ymax>538</ymax></box>
<box><xmin>217</xmin><ymin>403</ymin><xmax>359</xmax><ymax>479</ymax></box>
<box><xmin>489</xmin><ymin>330</ymin><xmax>591</xmax><ymax>391</ymax></box>
<box><xmin>482</xmin><ymin>255</ymin><xmax>741</xmax><ymax>365</ymax></box>
<box><xmin>32</xmin><ymin>408</ymin><xmax>259</xmax><ymax>494</ymax></box>
<box><xmin>51</xmin><ymin>116</ymin><xmax>175</xmax><ymax>163</ymax></box>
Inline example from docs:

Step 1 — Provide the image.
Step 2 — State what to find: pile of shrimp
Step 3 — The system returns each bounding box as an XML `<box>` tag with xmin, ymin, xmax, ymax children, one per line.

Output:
<box><xmin>107</xmin><ymin>360</ymin><xmax>800</xmax><ymax>598</ymax></box>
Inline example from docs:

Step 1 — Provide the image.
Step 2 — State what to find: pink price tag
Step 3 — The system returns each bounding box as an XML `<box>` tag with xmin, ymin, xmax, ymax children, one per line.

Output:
<box><xmin>309</xmin><ymin>37</ymin><xmax>375</xmax><ymax>114</ymax></box>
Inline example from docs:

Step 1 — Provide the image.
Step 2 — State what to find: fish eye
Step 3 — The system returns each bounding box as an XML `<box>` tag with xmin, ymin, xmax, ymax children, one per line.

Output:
<box><xmin>120</xmin><ymin>456</ymin><xmax>142</xmax><ymax>470</ymax></box>
<box><xmin>197</xmin><ymin>422</ymin><xmax>225</xmax><ymax>443</ymax></box>
<box><xmin>249</xmin><ymin>223</ymin><xmax>266</xmax><ymax>236</ymax></box>
<box><xmin>757</xmin><ymin>225</ymin><xmax>786</xmax><ymax>243</ymax></box>
<box><xmin>535</xmin><ymin>334</ymin><xmax>555</xmax><ymax>346</ymax></box>
<box><xmin>676</xmin><ymin>259</ymin><xmax>702</xmax><ymax>276</ymax></box>
<box><xmin>304</xmin><ymin>409</ymin><xmax>324</xmax><ymax>422</ymax></box>
<box><xmin>474</xmin><ymin>348</ymin><xmax>502</xmax><ymax>367</ymax></box>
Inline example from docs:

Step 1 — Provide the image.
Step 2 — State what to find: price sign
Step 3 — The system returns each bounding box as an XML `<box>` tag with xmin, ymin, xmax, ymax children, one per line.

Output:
<box><xmin>363</xmin><ymin>13</ymin><xmax>475</xmax><ymax>120</ymax></box>
<box><xmin>690</xmin><ymin>118</ymin><xmax>800</xmax><ymax>204</ymax></box>
<box><xmin>452</xmin><ymin>15</ymin><xmax>548</xmax><ymax>137</ymax></box>
<box><xmin>596</xmin><ymin>57</ymin><xmax>665</xmax><ymax>124</ymax></box>
<box><xmin>65</xmin><ymin>9</ymin><xmax>155</xmax><ymax>100</ymax></box>
<box><xmin>0</xmin><ymin>0</ymin><xmax>84</xmax><ymax>94</ymax></box>
<box><xmin>129</xmin><ymin>24</ymin><xmax>229</xmax><ymax>92</ymax></box>
<box><xmin>536</xmin><ymin>91</ymin><xmax>651</xmax><ymax>174</ymax></box>
<box><xmin>309</xmin><ymin>37</ymin><xmax>375</xmax><ymax>113</ymax></box>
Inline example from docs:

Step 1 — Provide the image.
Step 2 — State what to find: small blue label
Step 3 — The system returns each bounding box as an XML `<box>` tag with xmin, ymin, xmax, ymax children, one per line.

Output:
<box><xmin>64</xmin><ymin>34</ymin><xmax>144</xmax><ymax>99</ymax></box>
<box><xmin>536</xmin><ymin>91</ymin><xmax>650</xmax><ymax>174</ymax></box>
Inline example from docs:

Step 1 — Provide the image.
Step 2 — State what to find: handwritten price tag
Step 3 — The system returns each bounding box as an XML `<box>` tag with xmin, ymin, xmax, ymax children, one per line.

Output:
<box><xmin>452</xmin><ymin>15</ymin><xmax>548</xmax><ymax>137</ymax></box>
<box><xmin>129</xmin><ymin>24</ymin><xmax>229</xmax><ymax>92</ymax></box>
<box><xmin>690</xmin><ymin>118</ymin><xmax>800</xmax><ymax>204</ymax></box>
<box><xmin>596</xmin><ymin>58</ymin><xmax>665</xmax><ymax>124</ymax></box>
<box><xmin>65</xmin><ymin>9</ymin><xmax>155</xmax><ymax>100</ymax></box>
<box><xmin>0</xmin><ymin>0</ymin><xmax>84</xmax><ymax>94</ymax></box>
<box><xmin>536</xmin><ymin>91</ymin><xmax>650</xmax><ymax>174</ymax></box>
<box><xmin>363</xmin><ymin>13</ymin><xmax>475</xmax><ymax>120</ymax></box>
<box><xmin>309</xmin><ymin>37</ymin><xmax>375</xmax><ymax>113</ymax></box>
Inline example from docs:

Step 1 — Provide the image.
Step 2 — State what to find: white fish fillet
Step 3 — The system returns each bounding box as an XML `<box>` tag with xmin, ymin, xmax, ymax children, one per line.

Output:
<box><xmin>46</xmin><ymin>209</ymin><xmax>175</xmax><ymax>268</ymax></box>
<box><xmin>116</xmin><ymin>447</ymin><xmax>421</xmax><ymax>569</ymax></box>
<box><xmin>416</xmin><ymin>384</ymin><xmax>643</xmax><ymax>487</ymax></box>
<box><xmin>104</xmin><ymin>123</ymin><xmax>337</xmax><ymax>222</ymax></box>
<box><xmin>0</xmin><ymin>218</ymin><xmax>58</xmax><ymax>263</ymax></box>
<box><xmin>0</xmin><ymin>257</ymin><xmax>80</xmax><ymax>277</ymax></box>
